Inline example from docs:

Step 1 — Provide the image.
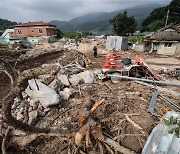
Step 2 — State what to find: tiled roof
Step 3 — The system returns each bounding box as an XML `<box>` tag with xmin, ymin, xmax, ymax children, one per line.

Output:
<box><xmin>145</xmin><ymin>24</ymin><xmax>180</xmax><ymax>41</ymax></box>
<box><xmin>13</xmin><ymin>21</ymin><xmax>56</xmax><ymax>27</ymax></box>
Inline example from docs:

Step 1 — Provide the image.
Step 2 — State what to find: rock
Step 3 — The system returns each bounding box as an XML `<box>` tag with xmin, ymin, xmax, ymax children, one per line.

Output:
<box><xmin>28</xmin><ymin>110</ymin><xmax>38</xmax><ymax>125</ymax></box>
<box><xmin>25</xmin><ymin>79</ymin><xmax>60</xmax><ymax>108</ymax></box>
<box><xmin>57</xmin><ymin>74</ymin><xmax>70</xmax><ymax>86</ymax></box>
<box><xmin>14</xmin><ymin>97</ymin><xmax>21</xmax><ymax>103</ymax></box>
<box><xmin>19</xmin><ymin>107</ymin><xmax>24</xmax><ymax>114</ymax></box>
<box><xmin>44</xmin><ymin>108</ymin><xmax>51</xmax><ymax>113</ymax></box>
<box><xmin>38</xmin><ymin>105</ymin><xmax>44</xmax><ymax>112</ymax></box>
<box><xmin>48</xmin><ymin>78</ymin><xmax>61</xmax><ymax>92</ymax></box>
<box><xmin>79</xmin><ymin>70</ymin><xmax>94</xmax><ymax>84</ymax></box>
<box><xmin>12</xmin><ymin>101</ymin><xmax>20</xmax><ymax>110</ymax></box>
<box><xmin>69</xmin><ymin>70</ymin><xmax>94</xmax><ymax>85</ymax></box>
<box><xmin>69</xmin><ymin>74</ymin><xmax>82</xmax><ymax>85</ymax></box>
<box><xmin>59</xmin><ymin>88</ymin><xmax>72</xmax><ymax>100</ymax></box>
<box><xmin>38</xmin><ymin>74</ymin><xmax>51</xmax><ymax>83</ymax></box>
<box><xmin>16</xmin><ymin>101</ymin><xmax>26</xmax><ymax>111</ymax></box>
<box><xmin>22</xmin><ymin>92</ymin><xmax>28</xmax><ymax>99</ymax></box>
<box><xmin>28</xmin><ymin>106</ymin><xmax>33</xmax><ymax>112</ymax></box>
<box><xmin>16</xmin><ymin>113</ymin><xmax>24</xmax><ymax>121</ymax></box>
<box><xmin>29</xmin><ymin>99</ymin><xmax>39</xmax><ymax>110</ymax></box>
<box><xmin>38</xmin><ymin>112</ymin><xmax>46</xmax><ymax>117</ymax></box>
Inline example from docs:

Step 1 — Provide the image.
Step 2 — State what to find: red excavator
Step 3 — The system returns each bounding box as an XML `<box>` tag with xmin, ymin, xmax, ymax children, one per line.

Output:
<box><xmin>100</xmin><ymin>52</ymin><xmax>159</xmax><ymax>81</ymax></box>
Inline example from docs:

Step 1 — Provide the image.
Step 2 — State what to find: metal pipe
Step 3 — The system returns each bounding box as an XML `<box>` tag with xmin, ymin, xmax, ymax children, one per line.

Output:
<box><xmin>159</xmin><ymin>95</ymin><xmax>180</xmax><ymax>111</ymax></box>
<box><xmin>107</xmin><ymin>74</ymin><xmax>180</xmax><ymax>87</ymax></box>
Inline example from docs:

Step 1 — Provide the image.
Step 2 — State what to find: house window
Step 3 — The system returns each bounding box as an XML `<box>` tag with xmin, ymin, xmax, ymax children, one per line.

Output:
<box><xmin>164</xmin><ymin>43</ymin><xmax>172</xmax><ymax>47</ymax></box>
<box><xmin>39</xmin><ymin>29</ymin><xmax>43</xmax><ymax>33</ymax></box>
<box><xmin>18</xmin><ymin>29</ymin><xmax>22</xmax><ymax>34</ymax></box>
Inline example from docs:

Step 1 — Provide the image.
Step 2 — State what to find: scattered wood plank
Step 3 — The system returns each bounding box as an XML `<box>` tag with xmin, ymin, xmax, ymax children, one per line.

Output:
<box><xmin>124</xmin><ymin>114</ymin><xmax>146</xmax><ymax>135</ymax></box>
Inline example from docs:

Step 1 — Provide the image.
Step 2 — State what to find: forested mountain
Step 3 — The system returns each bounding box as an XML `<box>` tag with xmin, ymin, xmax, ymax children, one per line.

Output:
<box><xmin>0</xmin><ymin>19</ymin><xmax>17</xmax><ymax>30</ymax></box>
<box><xmin>49</xmin><ymin>3</ymin><xmax>164</xmax><ymax>34</ymax></box>
<box><xmin>142</xmin><ymin>0</ymin><xmax>180</xmax><ymax>32</ymax></box>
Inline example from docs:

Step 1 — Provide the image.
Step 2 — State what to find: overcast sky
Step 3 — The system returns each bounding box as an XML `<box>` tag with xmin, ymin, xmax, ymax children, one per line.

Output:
<box><xmin>0</xmin><ymin>0</ymin><xmax>171</xmax><ymax>22</ymax></box>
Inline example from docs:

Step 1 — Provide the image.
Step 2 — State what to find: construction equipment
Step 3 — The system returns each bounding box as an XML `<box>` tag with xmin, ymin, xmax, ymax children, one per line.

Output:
<box><xmin>100</xmin><ymin>52</ymin><xmax>159</xmax><ymax>81</ymax></box>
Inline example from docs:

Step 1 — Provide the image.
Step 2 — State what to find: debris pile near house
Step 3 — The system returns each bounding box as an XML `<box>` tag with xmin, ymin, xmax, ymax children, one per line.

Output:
<box><xmin>0</xmin><ymin>39</ymin><xmax>179</xmax><ymax>154</ymax></box>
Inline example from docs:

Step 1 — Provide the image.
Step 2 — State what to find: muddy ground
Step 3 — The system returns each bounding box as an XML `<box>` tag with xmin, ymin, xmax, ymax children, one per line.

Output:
<box><xmin>0</xmin><ymin>40</ymin><xmax>180</xmax><ymax>154</ymax></box>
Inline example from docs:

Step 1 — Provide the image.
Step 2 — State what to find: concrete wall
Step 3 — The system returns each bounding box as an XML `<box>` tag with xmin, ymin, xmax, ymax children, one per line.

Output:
<box><xmin>175</xmin><ymin>43</ymin><xmax>180</xmax><ymax>56</ymax></box>
<box><xmin>132</xmin><ymin>44</ymin><xmax>145</xmax><ymax>52</ymax></box>
<box><xmin>157</xmin><ymin>42</ymin><xmax>177</xmax><ymax>55</ymax></box>
<box><xmin>25</xmin><ymin>36</ymin><xmax>55</xmax><ymax>44</ymax></box>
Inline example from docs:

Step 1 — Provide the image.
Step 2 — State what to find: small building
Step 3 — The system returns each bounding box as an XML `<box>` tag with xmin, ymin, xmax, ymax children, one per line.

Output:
<box><xmin>0</xmin><ymin>21</ymin><xmax>57</xmax><ymax>44</ymax></box>
<box><xmin>144</xmin><ymin>25</ymin><xmax>180</xmax><ymax>56</ymax></box>
<box><xmin>106</xmin><ymin>36</ymin><xmax>128</xmax><ymax>51</ymax></box>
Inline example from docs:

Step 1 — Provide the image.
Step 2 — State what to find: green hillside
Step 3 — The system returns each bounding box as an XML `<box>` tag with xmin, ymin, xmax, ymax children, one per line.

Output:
<box><xmin>49</xmin><ymin>3</ymin><xmax>164</xmax><ymax>34</ymax></box>
<box><xmin>142</xmin><ymin>0</ymin><xmax>180</xmax><ymax>32</ymax></box>
<box><xmin>0</xmin><ymin>19</ymin><xmax>17</xmax><ymax>30</ymax></box>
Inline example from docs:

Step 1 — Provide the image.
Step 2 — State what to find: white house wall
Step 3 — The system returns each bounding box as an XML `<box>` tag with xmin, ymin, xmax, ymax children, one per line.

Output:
<box><xmin>157</xmin><ymin>42</ymin><xmax>177</xmax><ymax>55</ymax></box>
<box><xmin>175</xmin><ymin>43</ymin><xmax>180</xmax><ymax>55</ymax></box>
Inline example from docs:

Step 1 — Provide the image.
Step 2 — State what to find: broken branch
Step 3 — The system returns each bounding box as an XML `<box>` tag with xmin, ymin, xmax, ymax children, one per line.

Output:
<box><xmin>124</xmin><ymin>114</ymin><xmax>146</xmax><ymax>134</ymax></box>
<box><xmin>103</xmin><ymin>136</ymin><xmax>136</xmax><ymax>154</ymax></box>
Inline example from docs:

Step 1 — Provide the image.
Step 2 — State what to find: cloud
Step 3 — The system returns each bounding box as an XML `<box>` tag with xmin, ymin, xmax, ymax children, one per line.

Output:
<box><xmin>0</xmin><ymin>0</ymin><xmax>171</xmax><ymax>22</ymax></box>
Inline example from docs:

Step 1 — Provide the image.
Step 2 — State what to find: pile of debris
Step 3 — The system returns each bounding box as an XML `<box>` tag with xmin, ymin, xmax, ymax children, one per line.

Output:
<box><xmin>0</xmin><ymin>44</ymin><xmax>179</xmax><ymax>154</ymax></box>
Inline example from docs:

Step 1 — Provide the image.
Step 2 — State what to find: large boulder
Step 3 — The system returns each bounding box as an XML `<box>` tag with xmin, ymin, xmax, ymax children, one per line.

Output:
<box><xmin>79</xmin><ymin>70</ymin><xmax>94</xmax><ymax>84</ymax></box>
<box><xmin>69</xmin><ymin>70</ymin><xmax>94</xmax><ymax>85</ymax></box>
<box><xmin>25</xmin><ymin>79</ymin><xmax>60</xmax><ymax>108</ymax></box>
<box><xmin>69</xmin><ymin>74</ymin><xmax>82</xmax><ymax>85</ymax></box>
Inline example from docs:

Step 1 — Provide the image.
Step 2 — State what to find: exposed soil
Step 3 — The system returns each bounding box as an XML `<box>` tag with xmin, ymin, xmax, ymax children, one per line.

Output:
<box><xmin>0</xmin><ymin>40</ymin><xmax>179</xmax><ymax>154</ymax></box>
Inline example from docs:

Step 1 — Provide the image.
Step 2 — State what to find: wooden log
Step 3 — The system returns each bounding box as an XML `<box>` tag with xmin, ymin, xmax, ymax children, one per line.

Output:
<box><xmin>103</xmin><ymin>137</ymin><xmax>136</xmax><ymax>154</ymax></box>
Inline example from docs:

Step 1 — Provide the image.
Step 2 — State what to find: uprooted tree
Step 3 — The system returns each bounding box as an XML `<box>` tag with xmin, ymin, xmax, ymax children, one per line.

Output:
<box><xmin>109</xmin><ymin>11</ymin><xmax>137</xmax><ymax>36</ymax></box>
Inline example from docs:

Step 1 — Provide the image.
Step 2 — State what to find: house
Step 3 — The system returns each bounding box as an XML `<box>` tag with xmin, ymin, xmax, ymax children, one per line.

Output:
<box><xmin>0</xmin><ymin>21</ymin><xmax>57</xmax><ymax>44</ymax></box>
<box><xmin>106</xmin><ymin>36</ymin><xmax>128</xmax><ymax>51</ymax></box>
<box><xmin>144</xmin><ymin>24</ymin><xmax>180</xmax><ymax>56</ymax></box>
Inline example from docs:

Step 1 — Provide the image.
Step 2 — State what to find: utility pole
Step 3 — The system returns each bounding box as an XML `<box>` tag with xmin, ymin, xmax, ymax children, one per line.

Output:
<box><xmin>165</xmin><ymin>10</ymin><xmax>169</xmax><ymax>27</ymax></box>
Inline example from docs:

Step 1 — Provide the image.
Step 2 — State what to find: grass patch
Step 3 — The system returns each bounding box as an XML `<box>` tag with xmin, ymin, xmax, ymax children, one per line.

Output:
<box><xmin>128</xmin><ymin>35</ymin><xmax>145</xmax><ymax>44</ymax></box>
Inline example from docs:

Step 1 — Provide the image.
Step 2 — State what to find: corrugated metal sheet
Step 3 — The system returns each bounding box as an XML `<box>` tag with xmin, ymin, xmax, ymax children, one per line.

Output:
<box><xmin>142</xmin><ymin>111</ymin><xmax>180</xmax><ymax>154</ymax></box>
